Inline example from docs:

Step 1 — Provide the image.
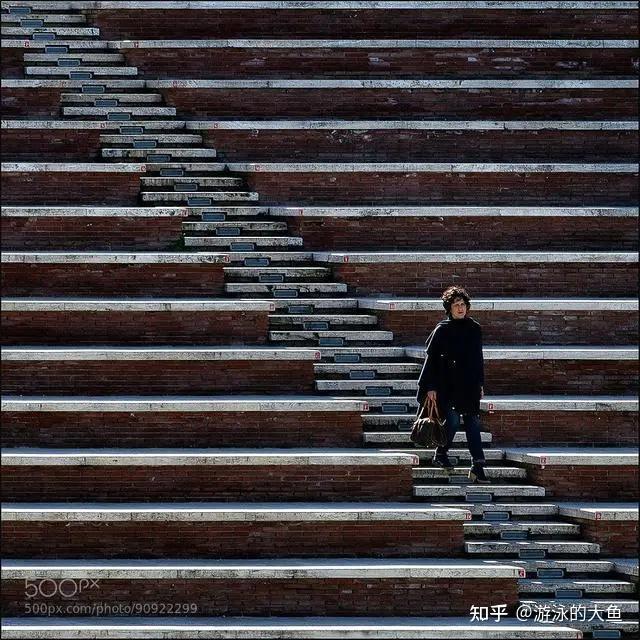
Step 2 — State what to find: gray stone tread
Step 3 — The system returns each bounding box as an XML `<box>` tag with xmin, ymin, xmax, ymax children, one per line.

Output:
<box><xmin>519</xmin><ymin>578</ymin><xmax>637</xmax><ymax>593</ymax></box>
<box><xmin>0</xmin><ymin>615</ymin><xmax>585</xmax><ymax>639</ymax></box>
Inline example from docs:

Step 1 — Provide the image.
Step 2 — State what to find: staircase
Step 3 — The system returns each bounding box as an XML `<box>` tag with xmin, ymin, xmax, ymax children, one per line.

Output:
<box><xmin>1</xmin><ymin>1</ymin><xmax>638</xmax><ymax>638</ymax></box>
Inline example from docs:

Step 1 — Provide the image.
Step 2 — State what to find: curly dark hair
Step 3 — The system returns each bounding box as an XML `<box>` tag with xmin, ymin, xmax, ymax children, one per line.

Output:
<box><xmin>442</xmin><ymin>285</ymin><xmax>471</xmax><ymax>316</ymax></box>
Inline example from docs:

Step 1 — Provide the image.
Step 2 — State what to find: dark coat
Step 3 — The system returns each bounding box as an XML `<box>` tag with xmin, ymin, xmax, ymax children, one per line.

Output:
<box><xmin>416</xmin><ymin>316</ymin><xmax>484</xmax><ymax>415</ymax></box>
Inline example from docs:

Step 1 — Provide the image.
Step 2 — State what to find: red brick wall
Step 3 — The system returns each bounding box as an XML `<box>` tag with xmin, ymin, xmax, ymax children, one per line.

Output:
<box><xmin>2</xmin><ymin>465</ymin><xmax>414</xmax><ymax>502</ymax></box>
<box><xmin>1</xmin><ymin>172</ymin><xmax>143</xmax><ymax>206</ymax></box>
<box><xmin>243</xmin><ymin>172</ymin><xmax>637</xmax><ymax>206</ymax></box>
<box><xmin>204</xmin><ymin>130</ymin><xmax>638</xmax><ymax>163</ymax></box>
<box><xmin>1</xmin><ymin>217</ymin><xmax>186</xmax><ymax>251</ymax></box>
<box><xmin>485</xmin><ymin>411</ymin><xmax>638</xmax><ymax>447</ymax></box>
<box><xmin>377</xmin><ymin>310</ymin><xmax>639</xmax><ymax>346</ymax></box>
<box><xmin>1</xmin><ymin>520</ymin><xmax>466</xmax><ymax>559</ymax></box>
<box><xmin>1</xmin><ymin>411</ymin><xmax>363</xmax><ymax>448</ymax></box>
<box><xmin>1</xmin><ymin>263</ymin><xmax>227</xmax><ymax>297</ymax></box>
<box><xmin>330</xmin><ymin>263</ymin><xmax>637</xmax><ymax>297</ymax></box>
<box><xmin>162</xmin><ymin>88</ymin><xmax>638</xmax><ymax>119</ymax></box>
<box><xmin>1</xmin><ymin>88</ymin><xmax>62</xmax><ymax>117</ymax></box>
<box><xmin>124</xmin><ymin>47</ymin><xmax>636</xmax><ymax>79</ymax></box>
<box><xmin>90</xmin><ymin>9</ymin><xmax>638</xmax><ymax>39</ymax></box>
<box><xmin>483</xmin><ymin>361</ymin><xmax>635</xmax><ymax>395</ymax></box>
<box><xmin>283</xmin><ymin>216</ymin><xmax>638</xmax><ymax>251</ymax></box>
<box><xmin>1</xmin><ymin>130</ymin><xmax>103</xmax><ymax>162</ymax></box>
<box><xmin>1</xmin><ymin>577</ymin><xmax>518</xmax><ymax>617</ymax></box>
<box><xmin>1</xmin><ymin>49</ymin><xmax>24</xmax><ymax>79</ymax></box>
<box><xmin>2</xmin><ymin>360</ymin><xmax>317</xmax><ymax>396</ymax></box>
<box><xmin>1</xmin><ymin>310</ymin><xmax>268</xmax><ymax>346</ymax></box>
<box><xmin>528</xmin><ymin>465</ymin><xmax>638</xmax><ymax>500</ymax></box>
<box><xmin>579</xmin><ymin>520</ymin><xmax>639</xmax><ymax>557</ymax></box>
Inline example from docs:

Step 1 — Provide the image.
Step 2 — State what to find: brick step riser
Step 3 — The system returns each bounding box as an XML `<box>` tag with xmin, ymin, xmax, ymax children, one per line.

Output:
<box><xmin>77</xmin><ymin>11</ymin><xmax>639</xmax><ymax>39</ymax></box>
<box><xmin>151</xmin><ymin>88</ymin><xmax>639</xmax><ymax>120</ymax></box>
<box><xmin>322</xmin><ymin>263</ymin><xmax>638</xmax><ymax>298</ymax></box>
<box><xmin>200</xmin><ymin>129</ymin><xmax>639</xmax><ymax>163</ymax></box>
<box><xmin>121</xmin><ymin>48</ymin><xmax>638</xmax><ymax>79</ymax></box>
<box><xmin>366</xmin><ymin>412</ymin><xmax>639</xmax><ymax>447</ymax></box>
<box><xmin>313</xmin><ymin>362</ymin><xmax>638</xmax><ymax>395</ymax></box>
<box><xmin>1</xmin><ymin>361</ymin><xmax>320</xmax><ymax>396</ymax></box>
<box><xmin>4</xmin><ymin>130</ymin><xmax>639</xmax><ymax>167</ymax></box>
<box><xmin>4</xmin><ymin>88</ymin><xmax>638</xmax><ymax>119</ymax></box>
<box><xmin>2</xmin><ymin>410</ymin><xmax>364</xmax><ymax>449</ymax></box>
<box><xmin>2</xmin><ymin>263</ymin><xmax>230</xmax><ymax>298</ymax></box>
<box><xmin>0</xmin><ymin>519</ymin><xmax>466</xmax><ymax>559</ymax></box>
<box><xmin>1</xmin><ymin>465</ymin><xmax>415</xmax><ymax>502</ymax></box>
<box><xmin>1</xmin><ymin>215</ymin><xmax>638</xmax><ymax>254</ymax></box>
<box><xmin>0</xmin><ymin>577</ymin><xmax>518</xmax><ymax>617</ymax></box>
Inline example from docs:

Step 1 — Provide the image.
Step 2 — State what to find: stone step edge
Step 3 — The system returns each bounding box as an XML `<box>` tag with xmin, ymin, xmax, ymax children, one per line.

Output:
<box><xmin>0</xmin><ymin>616</ymin><xmax>584</xmax><ymax>639</ymax></box>
<box><xmin>9</xmin><ymin>161</ymin><xmax>637</xmax><ymax>173</ymax></box>
<box><xmin>1</xmin><ymin>558</ymin><xmax>524</xmax><ymax>579</ymax></box>
<box><xmin>503</xmin><ymin>447</ymin><xmax>639</xmax><ymax>466</ymax></box>
<box><xmin>0</xmin><ymin>502</ymin><xmax>471</xmax><ymax>522</ymax></box>
<box><xmin>1</xmin><ymin>448</ymin><xmax>418</xmax><ymax>466</ymax></box>
<box><xmin>1</xmin><ymin>347</ymin><xmax>323</xmax><ymax>361</ymax></box>
<box><xmin>1</xmin><ymin>396</ymin><xmax>370</xmax><ymax>412</ymax></box>
<box><xmin>3</xmin><ymin>119</ymin><xmax>639</xmax><ymax>132</ymax></box>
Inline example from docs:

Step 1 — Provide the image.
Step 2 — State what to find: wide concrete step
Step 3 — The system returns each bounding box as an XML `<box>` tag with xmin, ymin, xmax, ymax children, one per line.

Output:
<box><xmin>188</xmin><ymin>223</ymin><xmax>290</xmax><ymax>235</ymax></box>
<box><xmin>464</xmin><ymin>521</ymin><xmax>580</xmax><ymax>536</ymax></box>
<box><xmin>2</xmin><ymin>26</ymin><xmax>100</xmax><ymax>36</ymax></box>
<box><xmin>64</xmin><ymin>93</ymin><xmax>164</xmax><ymax>104</ymax></box>
<box><xmin>415</xmin><ymin>465</ymin><xmax>519</xmax><ymax>480</ymax></box>
<box><xmin>363</xmin><ymin>414</ymin><xmax>418</xmax><ymax>427</ymax></box>
<box><xmin>2</xmin><ymin>14</ymin><xmax>87</xmax><ymax>24</ymax></box>
<box><xmin>24</xmin><ymin>53</ymin><xmax>123</xmax><ymax>63</ymax></box>
<box><xmin>316</xmin><ymin>363</ymin><xmax>419</xmax><ymax>375</ymax></box>
<box><xmin>63</xmin><ymin>106</ymin><xmax>177</xmax><ymax>116</ymax></box>
<box><xmin>188</xmin><ymin>236</ymin><xmax>298</xmax><ymax>248</ymax></box>
<box><xmin>102</xmin><ymin>134</ymin><xmax>204</xmax><ymax>144</ymax></box>
<box><xmin>1</xmin><ymin>501</ymin><xmax>463</xmax><ymax>523</ymax></box>
<box><xmin>1</xmin><ymin>448</ymin><xmax>417</xmax><ymax>467</ymax></box>
<box><xmin>145</xmin><ymin>177</ymin><xmax>243</xmax><ymax>188</ymax></box>
<box><xmin>26</xmin><ymin>66</ymin><xmax>139</xmax><ymax>76</ymax></box>
<box><xmin>506</xmin><ymin>559</ymin><xmax>614</xmax><ymax>575</ymax></box>
<box><xmin>219</xmin><ymin>251</ymin><xmax>314</xmax><ymax>264</ymax></box>
<box><xmin>224</xmin><ymin>266</ymin><xmax>330</xmax><ymax>279</ymax></box>
<box><xmin>1</xmin><ymin>558</ymin><xmax>522</xmax><ymax>580</ymax></box>
<box><xmin>146</xmin><ymin>192</ymin><xmax>257</xmax><ymax>204</ymax></box>
<box><xmin>271</xmin><ymin>314</ymin><xmax>378</xmax><ymax>326</ymax></box>
<box><xmin>319</xmin><ymin>380</ymin><xmax>415</xmax><ymax>392</ymax></box>
<box><xmin>271</xmin><ymin>329</ymin><xmax>393</xmax><ymax>342</ymax></box>
<box><xmin>391</xmin><ymin>432</ymin><xmax>493</xmax><ymax>447</ymax></box>
<box><xmin>104</xmin><ymin>148</ymin><xmax>216</xmax><ymax>159</ymax></box>
<box><xmin>267</xmin><ymin>298</ymin><xmax>360</xmax><ymax>311</ymax></box>
<box><xmin>0</xmin><ymin>616</ymin><xmax>585</xmax><ymax>639</ymax></box>
<box><xmin>231</xmin><ymin>284</ymin><xmax>352</xmax><ymax>297</ymax></box>
<box><xmin>443</xmin><ymin>502</ymin><xmax>558</xmax><ymax>517</ymax></box>
<box><xmin>415</xmin><ymin>485</ymin><xmax>546</xmax><ymax>498</ymax></box>
<box><xmin>344</xmin><ymin>395</ymin><xmax>419</xmax><ymax>411</ymax></box>
<box><xmin>519</xmin><ymin>578</ymin><xmax>637</xmax><ymax>594</ymax></box>
<box><xmin>466</xmin><ymin>540</ymin><xmax>600</xmax><ymax>555</ymax></box>
<box><xmin>379</xmin><ymin>449</ymin><xmax>504</xmax><ymax>463</ymax></box>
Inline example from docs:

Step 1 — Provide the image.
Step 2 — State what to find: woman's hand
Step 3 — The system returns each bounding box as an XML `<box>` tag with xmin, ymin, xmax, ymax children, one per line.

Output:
<box><xmin>427</xmin><ymin>390</ymin><xmax>437</xmax><ymax>403</ymax></box>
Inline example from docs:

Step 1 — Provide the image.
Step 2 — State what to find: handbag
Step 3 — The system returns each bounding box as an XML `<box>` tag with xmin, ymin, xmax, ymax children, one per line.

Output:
<box><xmin>410</xmin><ymin>397</ymin><xmax>448</xmax><ymax>448</ymax></box>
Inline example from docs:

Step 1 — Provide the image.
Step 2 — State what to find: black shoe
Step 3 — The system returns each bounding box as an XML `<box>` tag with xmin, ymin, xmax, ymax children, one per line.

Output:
<box><xmin>432</xmin><ymin>453</ymin><xmax>455</xmax><ymax>472</ymax></box>
<box><xmin>468</xmin><ymin>461</ymin><xmax>490</xmax><ymax>484</ymax></box>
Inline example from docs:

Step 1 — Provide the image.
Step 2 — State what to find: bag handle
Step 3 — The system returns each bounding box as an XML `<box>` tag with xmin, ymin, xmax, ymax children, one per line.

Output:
<box><xmin>418</xmin><ymin>396</ymin><xmax>441</xmax><ymax>421</ymax></box>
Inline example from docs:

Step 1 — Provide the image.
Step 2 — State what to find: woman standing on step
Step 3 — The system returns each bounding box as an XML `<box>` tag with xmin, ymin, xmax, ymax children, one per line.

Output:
<box><xmin>416</xmin><ymin>285</ymin><xmax>489</xmax><ymax>484</ymax></box>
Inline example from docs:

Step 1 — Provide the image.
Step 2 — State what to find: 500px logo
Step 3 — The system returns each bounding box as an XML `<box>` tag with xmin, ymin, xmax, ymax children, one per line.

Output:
<box><xmin>24</xmin><ymin>578</ymin><xmax>100</xmax><ymax>599</ymax></box>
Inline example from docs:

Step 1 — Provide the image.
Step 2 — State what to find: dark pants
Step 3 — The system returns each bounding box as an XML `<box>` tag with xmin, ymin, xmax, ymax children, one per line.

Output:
<box><xmin>435</xmin><ymin>408</ymin><xmax>486</xmax><ymax>463</ymax></box>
